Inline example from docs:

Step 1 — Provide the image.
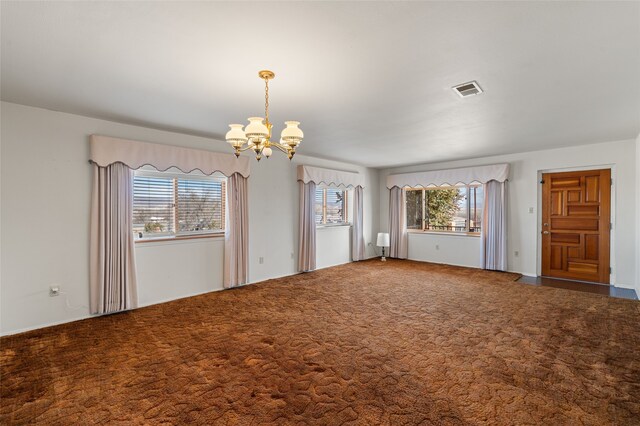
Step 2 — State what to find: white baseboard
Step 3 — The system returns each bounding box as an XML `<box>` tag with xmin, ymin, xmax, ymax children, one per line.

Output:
<box><xmin>138</xmin><ymin>287</ymin><xmax>225</xmax><ymax>308</ymax></box>
<box><xmin>1</xmin><ymin>287</ymin><xmax>227</xmax><ymax>337</ymax></box>
<box><xmin>1</xmin><ymin>314</ymin><xmax>95</xmax><ymax>337</ymax></box>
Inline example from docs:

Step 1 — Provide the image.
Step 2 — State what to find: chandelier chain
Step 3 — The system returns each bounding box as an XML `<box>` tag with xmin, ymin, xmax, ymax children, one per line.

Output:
<box><xmin>264</xmin><ymin>78</ymin><xmax>270</xmax><ymax>125</ymax></box>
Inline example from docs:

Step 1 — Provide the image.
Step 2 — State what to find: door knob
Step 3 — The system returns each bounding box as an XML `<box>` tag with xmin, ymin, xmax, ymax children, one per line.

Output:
<box><xmin>543</xmin><ymin>223</ymin><xmax>548</xmax><ymax>227</ymax></box>
<box><xmin>543</xmin><ymin>231</ymin><xmax>549</xmax><ymax>234</ymax></box>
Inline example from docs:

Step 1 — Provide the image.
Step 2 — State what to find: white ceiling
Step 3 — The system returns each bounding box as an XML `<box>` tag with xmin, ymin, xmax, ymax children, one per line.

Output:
<box><xmin>2</xmin><ymin>1</ymin><xmax>639</xmax><ymax>168</ymax></box>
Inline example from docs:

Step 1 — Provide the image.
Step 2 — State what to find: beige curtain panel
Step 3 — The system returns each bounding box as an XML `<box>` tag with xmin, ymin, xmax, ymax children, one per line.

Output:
<box><xmin>481</xmin><ymin>180</ymin><xmax>508</xmax><ymax>271</ymax></box>
<box><xmin>389</xmin><ymin>186</ymin><xmax>408</xmax><ymax>259</ymax></box>
<box><xmin>90</xmin><ymin>162</ymin><xmax>138</xmax><ymax>314</ymax></box>
<box><xmin>298</xmin><ymin>181</ymin><xmax>317</xmax><ymax>272</ymax></box>
<box><xmin>352</xmin><ymin>186</ymin><xmax>365</xmax><ymax>261</ymax></box>
<box><xmin>224</xmin><ymin>173</ymin><xmax>249</xmax><ymax>288</ymax></box>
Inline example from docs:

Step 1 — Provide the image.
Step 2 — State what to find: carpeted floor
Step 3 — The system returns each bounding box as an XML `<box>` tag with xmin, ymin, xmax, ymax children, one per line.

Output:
<box><xmin>1</xmin><ymin>259</ymin><xmax>639</xmax><ymax>425</ymax></box>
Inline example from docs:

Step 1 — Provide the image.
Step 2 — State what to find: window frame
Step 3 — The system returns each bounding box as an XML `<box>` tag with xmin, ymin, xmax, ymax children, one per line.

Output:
<box><xmin>405</xmin><ymin>184</ymin><xmax>483</xmax><ymax>236</ymax></box>
<box><xmin>133</xmin><ymin>168</ymin><xmax>227</xmax><ymax>243</ymax></box>
<box><xmin>315</xmin><ymin>187</ymin><xmax>350</xmax><ymax>227</ymax></box>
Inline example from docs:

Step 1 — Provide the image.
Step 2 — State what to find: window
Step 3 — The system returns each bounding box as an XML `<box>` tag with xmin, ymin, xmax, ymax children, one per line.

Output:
<box><xmin>133</xmin><ymin>168</ymin><xmax>226</xmax><ymax>240</ymax></box>
<box><xmin>405</xmin><ymin>185</ymin><xmax>483</xmax><ymax>234</ymax></box>
<box><xmin>315</xmin><ymin>187</ymin><xmax>349</xmax><ymax>225</ymax></box>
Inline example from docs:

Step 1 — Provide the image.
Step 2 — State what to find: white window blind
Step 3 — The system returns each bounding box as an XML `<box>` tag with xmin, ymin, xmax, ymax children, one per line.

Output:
<box><xmin>326</xmin><ymin>188</ymin><xmax>346</xmax><ymax>224</ymax></box>
<box><xmin>133</xmin><ymin>168</ymin><xmax>226</xmax><ymax>240</ymax></box>
<box><xmin>177</xmin><ymin>179</ymin><xmax>225</xmax><ymax>233</ymax></box>
<box><xmin>133</xmin><ymin>175</ymin><xmax>175</xmax><ymax>235</ymax></box>
<box><xmin>314</xmin><ymin>187</ymin><xmax>349</xmax><ymax>225</ymax></box>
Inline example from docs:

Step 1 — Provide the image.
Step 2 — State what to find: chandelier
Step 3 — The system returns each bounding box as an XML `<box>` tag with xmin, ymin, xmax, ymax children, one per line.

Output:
<box><xmin>225</xmin><ymin>70</ymin><xmax>303</xmax><ymax>161</ymax></box>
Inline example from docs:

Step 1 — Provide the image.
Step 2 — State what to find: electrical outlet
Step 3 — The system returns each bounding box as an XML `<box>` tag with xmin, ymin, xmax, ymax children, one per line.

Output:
<box><xmin>290</xmin><ymin>252</ymin><xmax>294</xmax><ymax>259</ymax></box>
<box><xmin>259</xmin><ymin>257</ymin><xmax>264</xmax><ymax>264</ymax></box>
<box><xmin>435</xmin><ymin>245</ymin><xmax>440</xmax><ymax>250</ymax></box>
<box><xmin>367</xmin><ymin>242</ymin><xmax>372</xmax><ymax>246</ymax></box>
<box><xmin>528</xmin><ymin>207</ymin><xmax>534</xmax><ymax>214</ymax></box>
<box><xmin>514</xmin><ymin>250</ymin><xmax>519</xmax><ymax>257</ymax></box>
<box><xmin>49</xmin><ymin>286</ymin><xmax>60</xmax><ymax>297</ymax></box>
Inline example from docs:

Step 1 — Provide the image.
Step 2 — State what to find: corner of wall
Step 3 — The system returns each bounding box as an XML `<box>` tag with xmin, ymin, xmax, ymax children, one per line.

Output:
<box><xmin>636</xmin><ymin>132</ymin><xmax>640</xmax><ymax>296</ymax></box>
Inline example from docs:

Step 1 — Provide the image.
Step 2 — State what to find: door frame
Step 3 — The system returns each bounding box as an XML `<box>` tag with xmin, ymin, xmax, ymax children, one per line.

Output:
<box><xmin>536</xmin><ymin>164</ymin><xmax>616</xmax><ymax>285</ymax></box>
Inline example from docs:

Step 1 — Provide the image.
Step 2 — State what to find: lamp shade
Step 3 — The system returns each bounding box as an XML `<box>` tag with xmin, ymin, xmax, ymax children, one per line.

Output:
<box><xmin>280</xmin><ymin>121</ymin><xmax>303</xmax><ymax>146</ymax></box>
<box><xmin>245</xmin><ymin>117</ymin><xmax>269</xmax><ymax>138</ymax></box>
<box><xmin>377</xmin><ymin>232</ymin><xmax>390</xmax><ymax>247</ymax></box>
<box><xmin>225</xmin><ymin>124</ymin><xmax>247</xmax><ymax>148</ymax></box>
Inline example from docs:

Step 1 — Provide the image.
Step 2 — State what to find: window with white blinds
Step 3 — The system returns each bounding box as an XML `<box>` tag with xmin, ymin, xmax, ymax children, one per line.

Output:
<box><xmin>133</xmin><ymin>168</ymin><xmax>226</xmax><ymax>240</ymax></box>
<box><xmin>325</xmin><ymin>188</ymin><xmax>345</xmax><ymax>224</ymax></box>
<box><xmin>314</xmin><ymin>187</ymin><xmax>349</xmax><ymax>225</ymax></box>
<box><xmin>133</xmin><ymin>175</ymin><xmax>175</xmax><ymax>235</ymax></box>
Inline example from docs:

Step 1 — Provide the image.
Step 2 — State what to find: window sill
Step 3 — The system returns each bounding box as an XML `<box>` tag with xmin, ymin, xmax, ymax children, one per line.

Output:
<box><xmin>316</xmin><ymin>223</ymin><xmax>352</xmax><ymax>229</ymax></box>
<box><xmin>135</xmin><ymin>233</ymin><xmax>224</xmax><ymax>244</ymax></box>
<box><xmin>407</xmin><ymin>230</ymin><xmax>480</xmax><ymax>238</ymax></box>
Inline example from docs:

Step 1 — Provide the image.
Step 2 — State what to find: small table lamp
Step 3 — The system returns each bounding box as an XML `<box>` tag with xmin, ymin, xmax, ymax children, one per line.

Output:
<box><xmin>377</xmin><ymin>232</ymin><xmax>390</xmax><ymax>261</ymax></box>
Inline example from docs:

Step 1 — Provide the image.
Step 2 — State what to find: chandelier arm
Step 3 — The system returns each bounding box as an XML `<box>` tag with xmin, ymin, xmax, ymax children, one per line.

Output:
<box><xmin>236</xmin><ymin>145</ymin><xmax>256</xmax><ymax>153</ymax></box>
<box><xmin>270</xmin><ymin>143</ymin><xmax>291</xmax><ymax>154</ymax></box>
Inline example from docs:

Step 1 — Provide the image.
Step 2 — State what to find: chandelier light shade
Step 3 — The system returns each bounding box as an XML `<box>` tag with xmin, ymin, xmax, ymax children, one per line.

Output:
<box><xmin>281</xmin><ymin>121</ymin><xmax>303</xmax><ymax>147</ymax></box>
<box><xmin>245</xmin><ymin>117</ymin><xmax>269</xmax><ymax>139</ymax></box>
<box><xmin>225</xmin><ymin>124</ymin><xmax>248</xmax><ymax>148</ymax></box>
<box><xmin>225</xmin><ymin>70</ymin><xmax>303</xmax><ymax>161</ymax></box>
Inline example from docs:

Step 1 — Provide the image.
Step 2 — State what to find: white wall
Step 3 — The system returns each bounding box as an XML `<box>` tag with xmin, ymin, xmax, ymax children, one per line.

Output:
<box><xmin>135</xmin><ymin>238</ymin><xmax>224</xmax><ymax>307</ymax></box>
<box><xmin>0</xmin><ymin>102</ymin><xmax>379</xmax><ymax>335</ymax></box>
<box><xmin>408</xmin><ymin>233</ymin><xmax>481</xmax><ymax>268</ymax></box>
<box><xmin>636</xmin><ymin>132</ymin><xmax>640</xmax><ymax>295</ymax></box>
<box><xmin>379</xmin><ymin>139</ymin><xmax>637</xmax><ymax>288</ymax></box>
<box><xmin>316</xmin><ymin>226</ymin><xmax>352</xmax><ymax>269</ymax></box>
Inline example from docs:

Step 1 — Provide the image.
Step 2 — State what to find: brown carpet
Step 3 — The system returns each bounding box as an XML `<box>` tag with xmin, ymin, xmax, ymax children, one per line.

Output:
<box><xmin>1</xmin><ymin>259</ymin><xmax>639</xmax><ymax>425</ymax></box>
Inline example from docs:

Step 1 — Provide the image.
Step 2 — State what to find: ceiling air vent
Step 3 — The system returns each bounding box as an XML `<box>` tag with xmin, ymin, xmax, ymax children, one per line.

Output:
<box><xmin>452</xmin><ymin>81</ymin><xmax>483</xmax><ymax>98</ymax></box>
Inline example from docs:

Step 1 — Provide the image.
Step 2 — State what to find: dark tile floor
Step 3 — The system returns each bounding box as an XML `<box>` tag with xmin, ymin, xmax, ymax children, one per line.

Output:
<box><xmin>517</xmin><ymin>275</ymin><xmax>638</xmax><ymax>300</ymax></box>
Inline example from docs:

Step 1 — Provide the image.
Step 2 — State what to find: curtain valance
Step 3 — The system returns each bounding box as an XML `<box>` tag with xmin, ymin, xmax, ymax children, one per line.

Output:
<box><xmin>386</xmin><ymin>163</ymin><xmax>509</xmax><ymax>189</ymax></box>
<box><xmin>297</xmin><ymin>165</ymin><xmax>364</xmax><ymax>188</ymax></box>
<box><xmin>89</xmin><ymin>135</ymin><xmax>251</xmax><ymax>177</ymax></box>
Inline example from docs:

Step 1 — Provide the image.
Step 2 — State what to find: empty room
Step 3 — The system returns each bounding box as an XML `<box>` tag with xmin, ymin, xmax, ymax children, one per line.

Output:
<box><xmin>1</xmin><ymin>1</ymin><xmax>639</xmax><ymax>425</ymax></box>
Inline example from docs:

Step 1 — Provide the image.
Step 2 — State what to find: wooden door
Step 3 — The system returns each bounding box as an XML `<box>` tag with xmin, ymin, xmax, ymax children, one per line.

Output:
<box><xmin>541</xmin><ymin>169</ymin><xmax>611</xmax><ymax>284</ymax></box>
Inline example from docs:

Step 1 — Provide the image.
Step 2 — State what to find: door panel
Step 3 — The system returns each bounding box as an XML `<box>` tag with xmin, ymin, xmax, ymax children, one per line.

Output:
<box><xmin>567</xmin><ymin>190</ymin><xmax>581</xmax><ymax>202</ymax></box>
<box><xmin>550</xmin><ymin>218</ymin><xmax>599</xmax><ymax>230</ymax></box>
<box><xmin>585</xmin><ymin>235</ymin><xmax>599</xmax><ymax>260</ymax></box>
<box><xmin>541</xmin><ymin>169</ymin><xmax>610</xmax><ymax>284</ymax></box>
<box><xmin>567</xmin><ymin>205</ymin><xmax>598</xmax><ymax>216</ymax></box>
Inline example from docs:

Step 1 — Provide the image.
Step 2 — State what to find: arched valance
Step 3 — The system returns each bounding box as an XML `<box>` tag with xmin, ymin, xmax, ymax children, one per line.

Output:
<box><xmin>386</xmin><ymin>163</ymin><xmax>509</xmax><ymax>189</ymax></box>
<box><xmin>89</xmin><ymin>135</ymin><xmax>251</xmax><ymax>177</ymax></box>
<box><xmin>297</xmin><ymin>165</ymin><xmax>364</xmax><ymax>188</ymax></box>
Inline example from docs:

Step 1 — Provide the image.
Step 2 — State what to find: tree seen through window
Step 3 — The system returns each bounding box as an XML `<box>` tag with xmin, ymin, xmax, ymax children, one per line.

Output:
<box><xmin>405</xmin><ymin>185</ymin><xmax>483</xmax><ymax>233</ymax></box>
